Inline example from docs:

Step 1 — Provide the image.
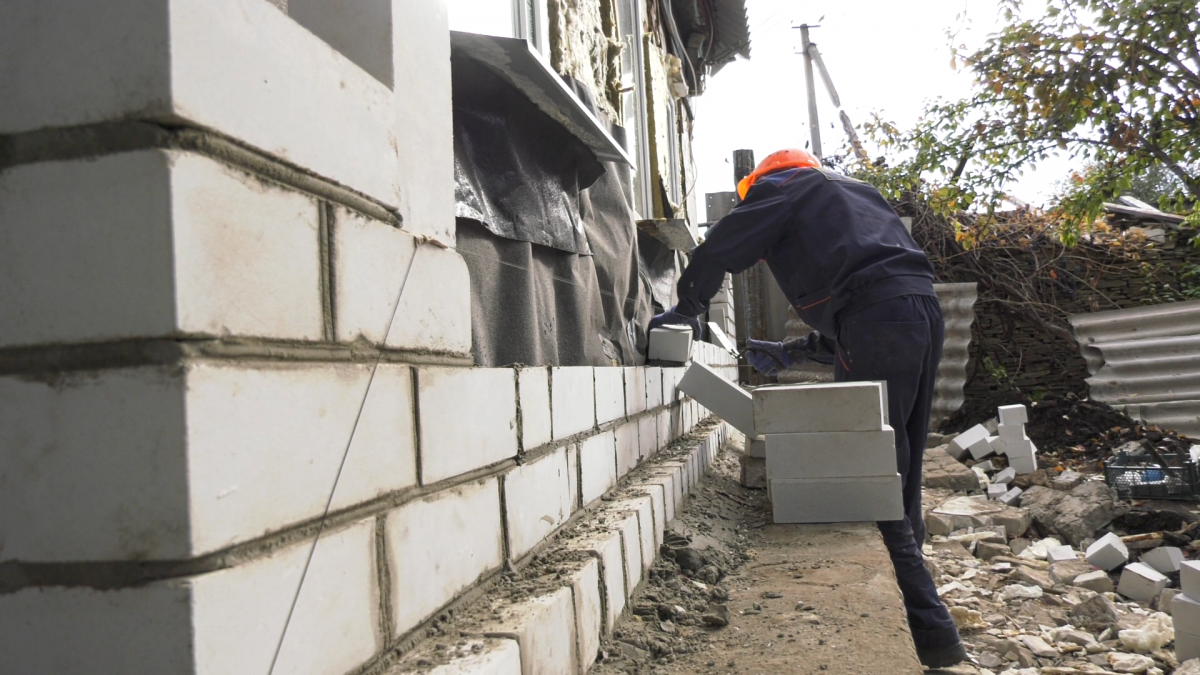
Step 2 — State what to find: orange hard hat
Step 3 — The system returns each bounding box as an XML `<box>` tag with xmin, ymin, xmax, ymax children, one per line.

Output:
<box><xmin>736</xmin><ymin>149</ymin><xmax>821</xmax><ymax>199</ymax></box>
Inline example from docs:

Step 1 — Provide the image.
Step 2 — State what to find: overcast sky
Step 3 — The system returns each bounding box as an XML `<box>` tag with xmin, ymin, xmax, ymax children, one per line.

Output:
<box><xmin>691</xmin><ymin>0</ymin><xmax>1071</xmax><ymax>216</ymax></box>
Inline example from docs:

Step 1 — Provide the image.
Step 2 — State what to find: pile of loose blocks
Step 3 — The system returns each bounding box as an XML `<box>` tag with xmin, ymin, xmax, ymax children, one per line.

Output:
<box><xmin>947</xmin><ymin>404</ymin><xmax>1038</xmax><ymax>474</ymax></box>
<box><xmin>679</xmin><ymin>363</ymin><xmax>902</xmax><ymax>523</ymax></box>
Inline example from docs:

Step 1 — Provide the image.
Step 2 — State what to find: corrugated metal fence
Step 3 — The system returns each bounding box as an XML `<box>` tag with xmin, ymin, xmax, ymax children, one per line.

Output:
<box><xmin>932</xmin><ymin>282</ymin><xmax>978</xmax><ymax>423</ymax></box>
<box><xmin>1069</xmin><ymin>298</ymin><xmax>1200</xmax><ymax>437</ymax></box>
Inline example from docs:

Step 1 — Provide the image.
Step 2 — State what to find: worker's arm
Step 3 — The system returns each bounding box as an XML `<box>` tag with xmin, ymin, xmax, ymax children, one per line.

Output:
<box><xmin>674</xmin><ymin>180</ymin><xmax>794</xmax><ymax>317</ymax></box>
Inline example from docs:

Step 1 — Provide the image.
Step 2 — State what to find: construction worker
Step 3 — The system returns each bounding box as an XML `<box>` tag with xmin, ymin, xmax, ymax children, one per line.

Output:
<box><xmin>648</xmin><ymin>149</ymin><xmax>966</xmax><ymax>668</ymax></box>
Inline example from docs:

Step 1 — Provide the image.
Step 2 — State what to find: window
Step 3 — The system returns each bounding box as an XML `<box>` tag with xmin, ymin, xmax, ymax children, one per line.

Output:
<box><xmin>446</xmin><ymin>0</ymin><xmax>547</xmax><ymax>54</ymax></box>
<box><xmin>617</xmin><ymin>0</ymin><xmax>652</xmax><ymax>218</ymax></box>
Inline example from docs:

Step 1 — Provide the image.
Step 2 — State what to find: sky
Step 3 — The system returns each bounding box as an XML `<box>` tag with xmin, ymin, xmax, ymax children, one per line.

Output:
<box><xmin>691</xmin><ymin>0</ymin><xmax>1073</xmax><ymax>215</ymax></box>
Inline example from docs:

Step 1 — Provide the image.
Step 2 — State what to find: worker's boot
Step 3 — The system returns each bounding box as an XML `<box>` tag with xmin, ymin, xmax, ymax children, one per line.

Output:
<box><xmin>915</xmin><ymin>640</ymin><xmax>968</xmax><ymax>668</ymax></box>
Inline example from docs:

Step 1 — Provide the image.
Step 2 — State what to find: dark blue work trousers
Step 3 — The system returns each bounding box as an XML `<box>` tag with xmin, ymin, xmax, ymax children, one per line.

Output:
<box><xmin>832</xmin><ymin>293</ymin><xmax>960</xmax><ymax>650</ymax></box>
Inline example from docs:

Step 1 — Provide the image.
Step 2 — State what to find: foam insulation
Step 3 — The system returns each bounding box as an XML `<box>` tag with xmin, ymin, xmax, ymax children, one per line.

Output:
<box><xmin>644</xmin><ymin>37</ymin><xmax>682</xmax><ymax>221</ymax></box>
<box><xmin>548</xmin><ymin>0</ymin><xmax>623</xmax><ymax>121</ymax></box>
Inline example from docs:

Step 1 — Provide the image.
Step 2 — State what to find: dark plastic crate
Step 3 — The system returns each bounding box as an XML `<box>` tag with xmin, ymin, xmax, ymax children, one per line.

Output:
<box><xmin>1104</xmin><ymin>452</ymin><xmax>1200</xmax><ymax>500</ymax></box>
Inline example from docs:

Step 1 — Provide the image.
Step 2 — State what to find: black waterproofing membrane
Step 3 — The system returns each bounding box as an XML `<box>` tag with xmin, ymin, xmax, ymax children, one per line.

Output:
<box><xmin>451</xmin><ymin>51</ymin><xmax>681</xmax><ymax>366</ymax></box>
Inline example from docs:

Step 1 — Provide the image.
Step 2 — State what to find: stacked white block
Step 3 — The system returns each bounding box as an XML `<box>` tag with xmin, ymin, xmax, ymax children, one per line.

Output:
<box><xmin>648</xmin><ymin>326</ymin><xmax>693</xmax><ymax>363</ymax></box>
<box><xmin>756</xmin><ymin>382</ymin><xmax>902</xmax><ymax>523</ymax></box>
<box><xmin>1174</xmin><ymin>561</ymin><xmax>1200</xmax><ymax>661</ymax></box>
<box><xmin>993</xmin><ymin>404</ymin><xmax>1038</xmax><ymax>474</ymax></box>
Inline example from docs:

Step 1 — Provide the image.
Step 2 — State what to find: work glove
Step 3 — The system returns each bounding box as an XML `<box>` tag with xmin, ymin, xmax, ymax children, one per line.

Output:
<box><xmin>745</xmin><ymin>339</ymin><xmax>789</xmax><ymax>376</ymax></box>
<box><xmin>782</xmin><ymin>330</ymin><xmax>837</xmax><ymax>366</ymax></box>
<box><xmin>648</xmin><ymin>305</ymin><xmax>702</xmax><ymax>340</ymax></box>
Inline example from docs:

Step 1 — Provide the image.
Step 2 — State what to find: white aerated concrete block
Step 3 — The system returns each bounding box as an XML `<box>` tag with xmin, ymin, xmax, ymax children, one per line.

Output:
<box><xmin>998</xmin><ymin>404</ymin><xmax>1029</xmax><ymax>426</ymax></box>
<box><xmin>407</xmin><ymin>639</ymin><xmax>522</xmax><ymax>675</ymax></box>
<box><xmin>383</xmin><ymin>242</ymin><xmax>472</xmax><ymax>355</ymax></box>
<box><xmin>333</xmin><ymin>206</ymin><xmax>470</xmax><ymax>354</ymax></box>
<box><xmin>595</xmin><ymin>368</ymin><xmax>626</xmax><ymax>425</ymax></box>
<box><xmin>579</xmin><ymin>432</ymin><xmax>617</xmax><ymax>505</ymax></box>
<box><xmin>569</xmin><ymin>530</ymin><xmax>626</xmax><ymax>632</ymax></box>
<box><xmin>552</xmin><ymin>368</ymin><xmax>596</xmax><ymax>439</ymax></box>
<box><xmin>418</xmin><ymin>367</ymin><xmax>517</xmax><ymax>484</ymax></box>
<box><xmin>614</xmin><ymin>512</ymin><xmax>644</xmax><ymax>592</ymax></box>
<box><xmin>566</xmin><ymin>445</ymin><xmax>581</xmax><ymax>512</ymax></box>
<box><xmin>948</xmin><ymin>425</ymin><xmax>990</xmax><ymax>461</ymax></box>
<box><xmin>1000</xmin><ymin>486</ymin><xmax>1024</xmax><ymax>506</ymax></box>
<box><xmin>1086</xmin><ymin>532</ymin><xmax>1130</xmax><ymax>571</ymax></box>
<box><xmin>649</xmin><ymin>325</ymin><xmax>689</xmax><ymax>364</ymax></box>
<box><xmin>638</xmin><ymin>414</ymin><xmax>659</xmax><ymax>460</ymax></box>
<box><xmin>633</xmin><ymin>486</ymin><xmax>667</xmax><ymax>548</ymax></box>
<box><xmin>504</xmin><ymin>449</ymin><xmax>574</xmax><ymax>560</ymax></box>
<box><xmin>485</xmin><ymin>587</ymin><xmax>578</xmax><ymax>675</ymax></box>
<box><xmin>624</xmin><ymin>367</ymin><xmax>647</xmax><ymax>415</ymax></box>
<box><xmin>1142</xmin><ymin>546</ymin><xmax>1185</xmax><ymax>575</ymax></box>
<box><xmin>388</xmin><ymin>478</ymin><xmax>505</xmax><ymax>635</ymax></box>
<box><xmin>1178</xmin><ymin>629</ymin><xmax>1200</xmax><ymax>663</ymax></box>
<box><xmin>0</xmin><ymin>151</ymin><xmax>325</xmax><ymax>348</ymax></box>
<box><xmin>994</xmin><ymin>467</ymin><xmax>1017</xmax><ymax>485</ymax></box>
<box><xmin>611</xmin><ymin>496</ymin><xmax>657</xmax><ymax>575</ymax></box>
<box><xmin>1183</xmin><ymin>561</ymin><xmax>1200</xmax><ymax>598</ymax></box>
<box><xmin>518</xmin><ymin>368</ymin><xmax>552</xmax><ymax>451</ymax></box>
<box><xmin>615</xmin><ymin>422</ymin><xmax>640</xmax><ymax>477</ymax></box>
<box><xmin>1008</xmin><ymin>450</ymin><xmax>1038</xmax><ymax>475</ymax></box>
<box><xmin>753</xmin><ymin>382</ymin><xmax>885</xmax><ymax>434</ymax></box>
<box><xmin>987</xmin><ymin>483</ymin><xmax>1009</xmax><ymax>500</ymax></box>
<box><xmin>1173</xmin><ymin>593</ymin><xmax>1200</xmax><ymax>633</ymax></box>
<box><xmin>3</xmin><ymin>520</ymin><xmax>381</xmax><ymax>675</ymax></box>
<box><xmin>970</xmin><ymin>436</ymin><xmax>997</xmax><ymax>460</ymax></box>
<box><xmin>1118</xmin><ymin>562</ymin><xmax>1169</xmax><ymax>602</ymax></box>
<box><xmin>765</xmin><ymin>428</ymin><xmax>897</xmax><ymax>479</ymax></box>
<box><xmin>567</xmin><ymin>559</ymin><xmax>603</xmax><ymax>672</ymax></box>
<box><xmin>770</xmin><ymin>475</ymin><xmax>903</xmax><ymax>523</ymax></box>
<box><xmin>678</xmin><ymin>362</ymin><xmax>755</xmax><ymax>437</ymax></box>
<box><xmin>0</xmin><ymin>362</ymin><xmax>417</xmax><ymax>562</ymax></box>
<box><xmin>645</xmin><ymin>367</ymin><xmax>663</xmax><ymax>409</ymax></box>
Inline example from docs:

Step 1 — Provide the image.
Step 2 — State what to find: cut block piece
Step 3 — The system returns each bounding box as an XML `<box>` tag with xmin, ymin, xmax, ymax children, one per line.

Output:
<box><xmin>1183</xmin><ymin>560</ymin><xmax>1200</xmax><ymax>598</ymax></box>
<box><xmin>747</xmin><ymin>436</ymin><xmax>766</xmax><ymax>459</ymax></box>
<box><xmin>1086</xmin><ymin>532</ymin><xmax>1130</xmax><ymax>571</ymax></box>
<box><xmin>998</xmin><ymin>422</ymin><xmax>1026</xmax><ymax>442</ymax></box>
<box><xmin>948</xmin><ymin>425</ymin><xmax>990</xmax><ymax>461</ymax></box>
<box><xmin>987</xmin><ymin>436</ymin><xmax>1007</xmax><ymax>457</ymax></box>
<box><xmin>1142</xmin><ymin>546</ymin><xmax>1184</xmax><ymax>575</ymax></box>
<box><xmin>997</xmin><ymin>404</ymin><xmax>1029</xmax><ymax>426</ymax></box>
<box><xmin>765</xmin><ymin>428</ymin><xmax>897</xmax><ymax>480</ymax></box>
<box><xmin>1008</xmin><ymin>452</ymin><xmax>1038</xmax><ymax>475</ymax></box>
<box><xmin>999</xmin><ymin>486</ymin><xmax>1024</xmax><ymax>507</ymax></box>
<box><xmin>678</xmin><ymin>363</ymin><xmax>755</xmax><ymax>437</ymax></box>
<box><xmin>752</xmin><ymin>382</ymin><xmax>884</xmax><ymax>435</ymax></box>
<box><xmin>993</xmin><ymin>467</ymin><xmax>1017</xmax><ymax>486</ymax></box>
<box><xmin>648</xmin><ymin>326</ymin><xmax>693</xmax><ymax>363</ymax></box>
<box><xmin>987</xmin><ymin>483</ymin><xmax>1008</xmax><ymax>500</ymax></box>
<box><xmin>770</xmin><ymin>474</ymin><xmax>902</xmax><ymax>523</ymax></box>
<box><xmin>484</xmin><ymin>587</ymin><xmax>578</xmax><ymax>675</ymax></box>
<box><xmin>1117</xmin><ymin>562</ymin><xmax>1168</xmax><ymax>602</ymax></box>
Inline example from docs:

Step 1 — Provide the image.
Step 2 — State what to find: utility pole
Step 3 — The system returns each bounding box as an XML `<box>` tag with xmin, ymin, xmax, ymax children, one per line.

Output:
<box><xmin>798</xmin><ymin>24</ymin><xmax>821</xmax><ymax>159</ymax></box>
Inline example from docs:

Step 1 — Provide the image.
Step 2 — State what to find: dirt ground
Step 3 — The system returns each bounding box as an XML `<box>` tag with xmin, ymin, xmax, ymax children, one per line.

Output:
<box><xmin>589</xmin><ymin>448</ymin><xmax>927</xmax><ymax>675</ymax></box>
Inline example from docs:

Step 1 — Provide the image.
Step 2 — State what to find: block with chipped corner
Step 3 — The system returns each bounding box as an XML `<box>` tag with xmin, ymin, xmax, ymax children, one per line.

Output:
<box><xmin>765</xmin><ymin>427</ymin><xmax>897</xmax><ymax>480</ymax></box>
<box><xmin>752</xmin><ymin>381</ymin><xmax>884</xmax><ymax>435</ymax></box>
<box><xmin>998</xmin><ymin>404</ymin><xmax>1029</xmax><ymax>426</ymax></box>
<box><xmin>993</xmin><ymin>467</ymin><xmax>1017</xmax><ymax>486</ymax></box>
<box><xmin>770</xmin><ymin>474</ymin><xmax>903</xmax><ymax>523</ymax></box>
<box><xmin>948</xmin><ymin>425</ymin><xmax>990</xmax><ymax>461</ymax></box>
<box><xmin>648</xmin><ymin>326</ymin><xmax>693</xmax><ymax>363</ymax></box>
<box><xmin>1184</xmin><ymin>560</ymin><xmax>1200</xmax><ymax>598</ymax></box>
<box><xmin>1142</xmin><ymin>546</ymin><xmax>1185</xmax><ymax>575</ymax></box>
<box><xmin>678</xmin><ymin>363</ymin><xmax>754</xmax><ymax>437</ymax></box>
<box><xmin>1086</xmin><ymin>532</ymin><xmax>1130</xmax><ymax>571</ymax></box>
<box><xmin>987</xmin><ymin>483</ymin><xmax>1008</xmax><ymax>500</ymax></box>
<box><xmin>1117</xmin><ymin>562</ymin><xmax>1168</xmax><ymax>601</ymax></box>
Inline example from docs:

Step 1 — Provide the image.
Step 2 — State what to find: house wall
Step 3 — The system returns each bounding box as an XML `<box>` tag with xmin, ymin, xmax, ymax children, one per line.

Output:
<box><xmin>0</xmin><ymin>1</ymin><xmax>736</xmax><ymax>672</ymax></box>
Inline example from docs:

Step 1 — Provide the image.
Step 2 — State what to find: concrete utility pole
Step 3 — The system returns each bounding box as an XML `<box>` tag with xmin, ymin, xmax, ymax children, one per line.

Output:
<box><xmin>798</xmin><ymin>24</ymin><xmax>821</xmax><ymax>159</ymax></box>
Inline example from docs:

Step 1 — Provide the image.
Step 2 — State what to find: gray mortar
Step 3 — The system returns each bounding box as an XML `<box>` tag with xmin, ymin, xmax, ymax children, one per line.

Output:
<box><xmin>374</xmin><ymin>516</ymin><xmax>394</xmax><ymax>642</ymax></box>
<box><xmin>0</xmin><ymin>121</ymin><xmax>402</xmax><ymax>226</ymax></box>
<box><xmin>318</xmin><ymin>201</ymin><xmax>338</xmax><ymax>341</ymax></box>
<box><xmin>0</xmin><ymin>337</ymin><xmax>473</xmax><ymax>379</ymax></box>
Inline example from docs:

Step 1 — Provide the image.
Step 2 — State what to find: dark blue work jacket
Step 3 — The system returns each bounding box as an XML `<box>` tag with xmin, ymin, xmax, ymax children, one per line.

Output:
<box><xmin>675</xmin><ymin>167</ymin><xmax>936</xmax><ymax>337</ymax></box>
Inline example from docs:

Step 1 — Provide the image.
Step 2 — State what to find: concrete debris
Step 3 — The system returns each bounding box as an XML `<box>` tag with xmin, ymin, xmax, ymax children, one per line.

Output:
<box><xmin>1107</xmin><ymin>651</ymin><xmax>1157</xmax><ymax>673</ymax></box>
<box><xmin>1020</xmin><ymin>482</ymin><xmax>1122</xmax><ymax>546</ymax></box>
<box><xmin>948</xmin><ymin>424</ymin><xmax>991</xmax><ymax>460</ymax></box>
<box><xmin>1074</xmin><ymin>569</ymin><xmax>1116</xmax><ymax>593</ymax></box>
<box><xmin>1088</xmin><ymin>532</ymin><xmax>1132</xmax><ymax>571</ymax></box>
<box><xmin>999</xmin><ymin>583</ymin><xmax>1043</xmax><ymax>601</ymax></box>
